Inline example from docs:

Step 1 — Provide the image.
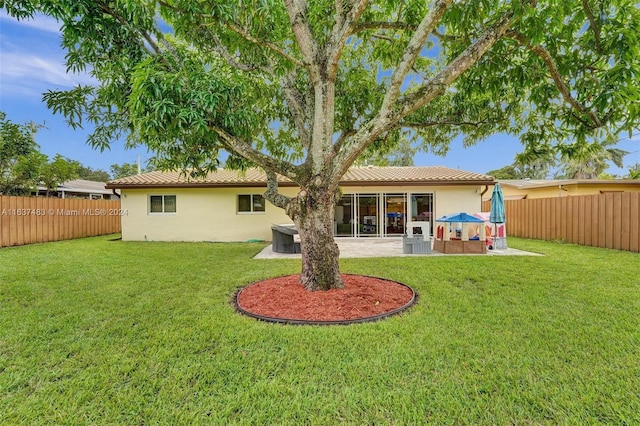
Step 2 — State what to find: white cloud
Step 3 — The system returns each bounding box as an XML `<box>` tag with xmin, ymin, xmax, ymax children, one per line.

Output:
<box><xmin>0</xmin><ymin>10</ymin><xmax>61</xmax><ymax>34</ymax></box>
<box><xmin>0</xmin><ymin>51</ymin><xmax>95</xmax><ymax>98</ymax></box>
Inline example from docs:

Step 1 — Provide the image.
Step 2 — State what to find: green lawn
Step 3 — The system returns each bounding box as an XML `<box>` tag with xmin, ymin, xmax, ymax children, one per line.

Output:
<box><xmin>1</xmin><ymin>236</ymin><xmax>639</xmax><ymax>424</ymax></box>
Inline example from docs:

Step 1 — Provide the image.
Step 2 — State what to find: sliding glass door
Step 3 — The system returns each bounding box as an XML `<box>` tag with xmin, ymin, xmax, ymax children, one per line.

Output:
<box><xmin>334</xmin><ymin>195</ymin><xmax>354</xmax><ymax>236</ymax></box>
<box><xmin>409</xmin><ymin>193</ymin><xmax>434</xmax><ymax>236</ymax></box>
<box><xmin>357</xmin><ymin>194</ymin><xmax>379</xmax><ymax>237</ymax></box>
<box><xmin>333</xmin><ymin>192</ymin><xmax>434</xmax><ymax>238</ymax></box>
<box><xmin>384</xmin><ymin>193</ymin><xmax>406</xmax><ymax>236</ymax></box>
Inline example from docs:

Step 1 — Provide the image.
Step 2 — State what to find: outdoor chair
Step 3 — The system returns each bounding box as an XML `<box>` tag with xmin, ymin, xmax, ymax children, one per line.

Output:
<box><xmin>271</xmin><ymin>224</ymin><xmax>301</xmax><ymax>253</ymax></box>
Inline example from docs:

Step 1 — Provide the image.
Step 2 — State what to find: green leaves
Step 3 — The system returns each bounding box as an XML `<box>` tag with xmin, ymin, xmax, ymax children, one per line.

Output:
<box><xmin>3</xmin><ymin>0</ymin><xmax>639</xmax><ymax>179</ymax></box>
<box><xmin>0</xmin><ymin>112</ymin><xmax>80</xmax><ymax>194</ymax></box>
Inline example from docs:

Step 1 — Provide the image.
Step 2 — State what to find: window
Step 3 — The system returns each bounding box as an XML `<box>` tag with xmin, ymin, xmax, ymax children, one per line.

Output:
<box><xmin>238</xmin><ymin>194</ymin><xmax>265</xmax><ymax>213</ymax></box>
<box><xmin>149</xmin><ymin>195</ymin><xmax>177</xmax><ymax>214</ymax></box>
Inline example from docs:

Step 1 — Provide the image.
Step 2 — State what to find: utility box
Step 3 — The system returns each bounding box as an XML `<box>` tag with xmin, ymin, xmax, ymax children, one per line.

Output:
<box><xmin>403</xmin><ymin>235</ymin><xmax>432</xmax><ymax>254</ymax></box>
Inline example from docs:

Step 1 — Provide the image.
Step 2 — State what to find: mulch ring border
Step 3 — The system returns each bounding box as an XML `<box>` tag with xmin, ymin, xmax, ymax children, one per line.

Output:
<box><xmin>234</xmin><ymin>274</ymin><xmax>417</xmax><ymax>326</ymax></box>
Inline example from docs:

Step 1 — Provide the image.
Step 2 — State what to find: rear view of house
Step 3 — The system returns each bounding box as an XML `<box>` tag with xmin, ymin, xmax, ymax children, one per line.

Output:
<box><xmin>106</xmin><ymin>166</ymin><xmax>494</xmax><ymax>242</ymax></box>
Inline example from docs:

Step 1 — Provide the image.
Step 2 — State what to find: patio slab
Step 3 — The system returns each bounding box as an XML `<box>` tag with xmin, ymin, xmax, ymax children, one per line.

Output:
<box><xmin>254</xmin><ymin>238</ymin><xmax>542</xmax><ymax>259</ymax></box>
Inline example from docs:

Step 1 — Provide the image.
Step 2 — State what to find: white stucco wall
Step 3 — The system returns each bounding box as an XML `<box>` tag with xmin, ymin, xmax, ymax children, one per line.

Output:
<box><xmin>119</xmin><ymin>184</ymin><xmax>485</xmax><ymax>241</ymax></box>
<box><xmin>120</xmin><ymin>187</ymin><xmax>296</xmax><ymax>242</ymax></box>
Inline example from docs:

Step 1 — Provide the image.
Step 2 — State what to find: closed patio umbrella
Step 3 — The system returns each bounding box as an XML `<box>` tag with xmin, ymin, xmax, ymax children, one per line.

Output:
<box><xmin>489</xmin><ymin>183</ymin><xmax>506</xmax><ymax>249</ymax></box>
<box><xmin>489</xmin><ymin>183</ymin><xmax>506</xmax><ymax>224</ymax></box>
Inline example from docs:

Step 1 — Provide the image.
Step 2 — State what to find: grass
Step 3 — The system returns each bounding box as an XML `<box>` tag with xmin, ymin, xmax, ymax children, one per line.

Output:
<box><xmin>1</xmin><ymin>235</ymin><xmax>639</xmax><ymax>425</ymax></box>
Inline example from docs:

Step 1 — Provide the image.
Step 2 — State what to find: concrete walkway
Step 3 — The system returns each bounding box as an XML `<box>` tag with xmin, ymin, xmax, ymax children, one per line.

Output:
<box><xmin>254</xmin><ymin>238</ymin><xmax>542</xmax><ymax>259</ymax></box>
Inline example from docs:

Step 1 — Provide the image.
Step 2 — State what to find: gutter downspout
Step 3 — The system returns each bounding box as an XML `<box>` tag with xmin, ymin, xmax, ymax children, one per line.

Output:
<box><xmin>558</xmin><ymin>185</ymin><xmax>568</xmax><ymax>197</ymax></box>
<box><xmin>480</xmin><ymin>185</ymin><xmax>490</xmax><ymax>211</ymax></box>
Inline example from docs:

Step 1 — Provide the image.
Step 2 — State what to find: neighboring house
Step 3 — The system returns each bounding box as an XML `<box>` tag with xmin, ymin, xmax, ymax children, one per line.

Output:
<box><xmin>105</xmin><ymin>166</ymin><xmax>494</xmax><ymax>242</ymax></box>
<box><xmin>485</xmin><ymin>179</ymin><xmax>640</xmax><ymax>201</ymax></box>
<box><xmin>36</xmin><ymin>179</ymin><xmax>119</xmax><ymax>200</ymax></box>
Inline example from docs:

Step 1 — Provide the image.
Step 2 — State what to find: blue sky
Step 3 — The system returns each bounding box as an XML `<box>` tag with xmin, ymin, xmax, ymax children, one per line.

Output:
<box><xmin>1</xmin><ymin>11</ymin><xmax>638</xmax><ymax>177</ymax></box>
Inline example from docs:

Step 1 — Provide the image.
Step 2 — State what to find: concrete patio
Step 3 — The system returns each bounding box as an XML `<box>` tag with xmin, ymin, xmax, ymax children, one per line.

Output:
<box><xmin>254</xmin><ymin>238</ymin><xmax>542</xmax><ymax>259</ymax></box>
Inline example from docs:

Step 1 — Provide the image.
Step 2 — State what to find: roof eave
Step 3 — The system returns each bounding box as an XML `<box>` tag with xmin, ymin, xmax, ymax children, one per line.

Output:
<box><xmin>339</xmin><ymin>179</ymin><xmax>494</xmax><ymax>186</ymax></box>
<box><xmin>106</xmin><ymin>179</ymin><xmax>494</xmax><ymax>190</ymax></box>
<box><xmin>105</xmin><ymin>182</ymin><xmax>299</xmax><ymax>189</ymax></box>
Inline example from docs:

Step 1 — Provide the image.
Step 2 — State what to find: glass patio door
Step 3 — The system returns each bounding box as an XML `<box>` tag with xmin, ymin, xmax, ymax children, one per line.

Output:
<box><xmin>357</xmin><ymin>194</ymin><xmax>379</xmax><ymax>237</ymax></box>
<box><xmin>334</xmin><ymin>195</ymin><xmax>355</xmax><ymax>236</ymax></box>
<box><xmin>409</xmin><ymin>193</ymin><xmax>434</xmax><ymax>236</ymax></box>
<box><xmin>384</xmin><ymin>193</ymin><xmax>406</xmax><ymax>236</ymax></box>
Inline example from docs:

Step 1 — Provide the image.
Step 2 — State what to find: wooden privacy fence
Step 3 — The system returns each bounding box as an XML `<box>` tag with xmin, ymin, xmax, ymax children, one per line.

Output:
<box><xmin>482</xmin><ymin>192</ymin><xmax>640</xmax><ymax>253</ymax></box>
<box><xmin>0</xmin><ymin>196</ymin><xmax>122</xmax><ymax>248</ymax></box>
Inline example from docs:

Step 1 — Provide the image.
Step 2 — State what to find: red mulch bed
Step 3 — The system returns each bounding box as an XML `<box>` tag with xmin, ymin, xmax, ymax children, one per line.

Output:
<box><xmin>236</xmin><ymin>274</ymin><xmax>415</xmax><ymax>324</ymax></box>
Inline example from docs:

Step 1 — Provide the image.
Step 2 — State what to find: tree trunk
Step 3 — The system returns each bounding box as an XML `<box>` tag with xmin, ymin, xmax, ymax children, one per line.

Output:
<box><xmin>292</xmin><ymin>187</ymin><xmax>344</xmax><ymax>291</ymax></box>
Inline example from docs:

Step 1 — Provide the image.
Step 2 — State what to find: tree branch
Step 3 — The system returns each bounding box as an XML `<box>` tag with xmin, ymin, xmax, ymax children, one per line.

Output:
<box><xmin>202</xmin><ymin>30</ymin><xmax>262</xmax><ymax>72</ymax></box>
<box><xmin>158</xmin><ymin>0</ymin><xmax>303</xmax><ymax>68</ymax></box>
<box><xmin>223</xmin><ymin>21</ymin><xmax>304</xmax><ymax>67</ymax></box>
<box><xmin>398</xmin><ymin>12</ymin><xmax>514</xmax><ymax>118</ymax></box>
<box><xmin>506</xmin><ymin>30</ymin><xmax>602</xmax><ymax>128</ymax></box>
<box><xmin>332</xmin><ymin>9</ymin><xmax>516</xmax><ymax>178</ymax></box>
<box><xmin>96</xmin><ymin>1</ymin><xmax>161</xmax><ymax>56</ymax></box>
<box><xmin>327</xmin><ymin>0</ymin><xmax>370</xmax><ymax>80</ymax></box>
<box><xmin>284</xmin><ymin>0</ymin><xmax>320</xmax><ymax>83</ymax></box>
<box><xmin>282</xmin><ymin>72</ymin><xmax>311</xmax><ymax>147</ymax></box>
<box><xmin>334</xmin><ymin>0</ymin><xmax>345</xmax><ymax>31</ymax></box>
<box><xmin>331</xmin><ymin>129</ymin><xmax>357</xmax><ymax>156</ymax></box>
<box><xmin>581</xmin><ymin>0</ymin><xmax>603</xmax><ymax>53</ymax></box>
<box><xmin>264</xmin><ymin>169</ymin><xmax>293</xmax><ymax>210</ymax></box>
<box><xmin>379</xmin><ymin>0</ymin><xmax>453</xmax><ymax>115</ymax></box>
<box><xmin>210</xmin><ymin>125</ymin><xmax>301</xmax><ymax>181</ymax></box>
<box><xmin>353</xmin><ymin>21</ymin><xmax>418</xmax><ymax>32</ymax></box>
<box><xmin>400</xmin><ymin>119</ymin><xmax>491</xmax><ymax>129</ymax></box>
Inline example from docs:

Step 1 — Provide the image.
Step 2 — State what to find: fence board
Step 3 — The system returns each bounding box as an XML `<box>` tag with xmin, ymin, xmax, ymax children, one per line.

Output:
<box><xmin>1</xmin><ymin>197</ymin><xmax>10</xmax><ymax>246</ymax></box>
<box><xmin>631</xmin><ymin>193</ymin><xmax>639</xmax><ymax>253</ymax></box>
<box><xmin>620</xmin><ymin>193</ymin><xmax>630</xmax><ymax>251</ymax></box>
<box><xmin>0</xmin><ymin>196</ymin><xmax>121</xmax><ymax>248</ymax></box>
<box><xmin>584</xmin><ymin>195</ymin><xmax>592</xmax><ymax>246</ymax></box>
<box><xmin>613</xmin><ymin>193</ymin><xmax>622</xmax><ymax>250</ymax></box>
<box><xmin>571</xmin><ymin>197</ymin><xmax>580</xmax><ymax>245</ymax></box>
<box><xmin>597</xmin><ymin>196</ymin><xmax>606</xmax><ymax>248</ymax></box>
<box><xmin>605</xmin><ymin>194</ymin><xmax>614</xmax><ymax>249</ymax></box>
<box><xmin>577</xmin><ymin>196</ymin><xmax>585</xmax><ymax>246</ymax></box>
<box><xmin>540</xmin><ymin>198</ymin><xmax>548</xmax><ymax>241</ymax></box>
<box><xmin>562</xmin><ymin>197</ymin><xmax>569</xmax><ymax>242</ymax></box>
<box><xmin>8</xmin><ymin>197</ymin><xmax>18</xmax><ymax>246</ymax></box>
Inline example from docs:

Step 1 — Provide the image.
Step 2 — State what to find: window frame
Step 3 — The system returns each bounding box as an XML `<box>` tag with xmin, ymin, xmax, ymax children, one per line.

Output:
<box><xmin>237</xmin><ymin>194</ymin><xmax>266</xmax><ymax>214</ymax></box>
<box><xmin>149</xmin><ymin>194</ymin><xmax>177</xmax><ymax>215</ymax></box>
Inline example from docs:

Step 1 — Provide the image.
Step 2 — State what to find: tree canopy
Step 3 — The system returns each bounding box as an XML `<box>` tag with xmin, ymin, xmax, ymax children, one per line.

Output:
<box><xmin>0</xmin><ymin>112</ymin><xmax>79</xmax><ymax>195</ymax></box>
<box><xmin>110</xmin><ymin>161</ymin><xmax>153</xmax><ymax>179</ymax></box>
<box><xmin>0</xmin><ymin>112</ymin><xmax>110</xmax><ymax>194</ymax></box>
<box><xmin>3</xmin><ymin>0</ymin><xmax>640</xmax><ymax>289</ymax></box>
<box><xmin>0</xmin><ymin>111</ymin><xmax>41</xmax><ymax>195</ymax></box>
<box><xmin>78</xmin><ymin>165</ymin><xmax>111</xmax><ymax>182</ymax></box>
<box><xmin>5</xmin><ymin>1</ymin><xmax>638</xmax><ymax>172</ymax></box>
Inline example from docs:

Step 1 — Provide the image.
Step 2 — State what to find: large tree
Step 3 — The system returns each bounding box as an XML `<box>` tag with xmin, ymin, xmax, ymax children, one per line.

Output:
<box><xmin>110</xmin><ymin>162</ymin><xmax>150</xmax><ymax>179</ymax></box>
<box><xmin>39</xmin><ymin>154</ymin><xmax>80</xmax><ymax>195</ymax></box>
<box><xmin>557</xmin><ymin>139</ymin><xmax>628</xmax><ymax>179</ymax></box>
<box><xmin>78</xmin><ymin>165</ymin><xmax>111</xmax><ymax>182</ymax></box>
<box><xmin>3</xmin><ymin>1</ymin><xmax>640</xmax><ymax>290</ymax></box>
<box><xmin>513</xmin><ymin>141</ymin><xmax>558</xmax><ymax>179</ymax></box>
<box><xmin>0</xmin><ymin>111</ymin><xmax>45</xmax><ymax>195</ymax></box>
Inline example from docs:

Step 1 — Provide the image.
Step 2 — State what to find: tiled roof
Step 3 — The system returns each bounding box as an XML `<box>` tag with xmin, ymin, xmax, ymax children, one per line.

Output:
<box><xmin>106</xmin><ymin>166</ymin><xmax>493</xmax><ymax>188</ymax></box>
<box><xmin>343</xmin><ymin>166</ymin><xmax>492</xmax><ymax>183</ymax></box>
